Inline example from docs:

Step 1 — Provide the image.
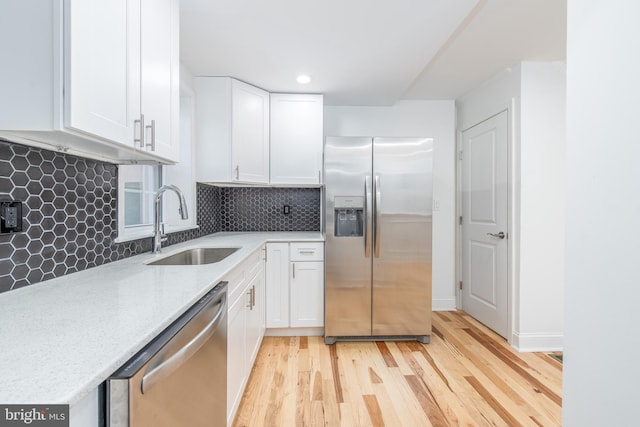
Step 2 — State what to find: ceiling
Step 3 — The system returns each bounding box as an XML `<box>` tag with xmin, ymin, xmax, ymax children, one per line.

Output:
<box><xmin>180</xmin><ymin>0</ymin><xmax>566</xmax><ymax>106</ymax></box>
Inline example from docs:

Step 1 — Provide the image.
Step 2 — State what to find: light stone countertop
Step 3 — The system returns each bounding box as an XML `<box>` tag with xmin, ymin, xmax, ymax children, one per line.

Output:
<box><xmin>0</xmin><ymin>231</ymin><xmax>323</xmax><ymax>405</ymax></box>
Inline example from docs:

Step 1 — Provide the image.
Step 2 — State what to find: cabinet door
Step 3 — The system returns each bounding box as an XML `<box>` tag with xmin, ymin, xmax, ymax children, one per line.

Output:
<box><xmin>140</xmin><ymin>0</ymin><xmax>180</xmax><ymax>162</ymax></box>
<box><xmin>270</xmin><ymin>94</ymin><xmax>324</xmax><ymax>184</ymax></box>
<box><xmin>65</xmin><ymin>0</ymin><xmax>140</xmax><ymax>147</ymax></box>
<box><xmin>231</xmin><ymin>80</ymin><xmax>270</xmax><ymax>183</ymax></box>
<box><xmin>227</xmin><ymin>294</ymin><xmax>246</xmax><ymax>424</ymax></box>
<box><xmin>265</xmin><ymin>243</ymin><xmax>290</xmax><ymax>328</ymax></box>
<box><xmin>290</xmin><ymin>261</ymin><xmax>325</xmax><ymax>328</ymax></box>
<box><xmin>245</xmin><ymin>266</ymin><xmax>264</xmax><ymax>366</ymax></box>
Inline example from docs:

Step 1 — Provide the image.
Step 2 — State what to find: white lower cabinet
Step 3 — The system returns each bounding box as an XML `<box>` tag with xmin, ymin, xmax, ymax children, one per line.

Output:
<box><xmin>266</xmin><ymin>242</ymin><xmax>324</xmax><ymax>332</ymax></box>
<box><xmin>225</xmin><ymin>247</ymin><xmax>265</xmax><ymax>426</ymax></box>
<box><xmin>290</xmin><ymin>261</ymin><xmax>324</xmax><ymax>327</ymax></box>
<box><xmin>265</xmin><ymin>243</ymin><xmax>290</xmax><ymax>328</ymax></box>
<box><xmin>226</xmin><ymin>292</ymin><xmax>246</xmax><ymax>426</ymax></box>
<box><xmin>245</xmin><ymin>266</ymin><xmax>265</xmax><ymax>364</ymax></box>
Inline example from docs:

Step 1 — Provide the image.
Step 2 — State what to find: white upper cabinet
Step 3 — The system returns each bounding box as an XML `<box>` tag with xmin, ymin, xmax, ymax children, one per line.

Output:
<box><xmin>270</xmin><ymin>94</ymin><xmax>324</xmax><ymax>185</ymax></box>
<box><xmin>0</xmin><ymin>0</ymin><xmax>180</xmax><ymax>164</ymax></box>
<box><xmin>194</xmin><ymin>77</ymin><xmax>270</xmax><ymax>184</ymax></box>
<box><xmin>139</xmin><ymin>0</ymin><xmax>180</xmax><ymax>161</ymax></box>
<box><xmin>65</xmin><ymin>0</ymin><xmax>140</xmax><ymax>149</ymax></box>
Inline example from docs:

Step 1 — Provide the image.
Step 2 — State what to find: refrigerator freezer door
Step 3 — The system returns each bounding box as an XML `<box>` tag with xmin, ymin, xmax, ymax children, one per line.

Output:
<box><xmin>324</xmin><ymin>137</ymin><xmax>373</xmax><ymax>337</ymax></box>
<box><xmin>372</xmin><ymin>138</ymin><xmax>433</xmax><ymax>337</ymax></box>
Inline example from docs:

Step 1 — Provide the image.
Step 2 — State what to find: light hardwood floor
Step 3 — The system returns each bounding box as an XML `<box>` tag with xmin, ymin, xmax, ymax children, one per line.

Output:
<box><xmin>233</xmin><ymin>311</ymin><xmax>562</xmax><ymax>426</ymax></box>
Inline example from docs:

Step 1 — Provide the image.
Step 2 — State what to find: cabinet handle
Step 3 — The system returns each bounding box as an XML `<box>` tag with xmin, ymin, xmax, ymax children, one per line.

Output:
<box><xmin>299</xmin><ymin>250</ymin><xmax>315</xmax><ymax>255</ymax></box>
<box><xmin>318</xmin><ymin>170</ymin><xmax>321</xmax><ymax>184</ymax></box>
<box><xmin>145</xmin><ymin>119</ymin><xmax>156</xmax><ymax>151</ymax></box>
<box><xmin>293</xmin><ymin>263</ymin><xmax>296</xmax><ymax>279</ymax></box>
<box><xmin>252</xmin><ymin>285</ymin><xmax>256</xmax><ymax>309</ymax></box>
<box><xmin>134</xmin><ymin>114</ymin><xmax>145</xmax><ymax>148</ymax></box>
<box><xmin>235</xmin><ymin>165</ymin><xmax>240</xmax><ymax>180</ymax></box>
<box><xmin>246</xmin><ymin>285</ymin><xmax>255</xmax><ymax>310</ymax></box>
<box><xmin>262</xmin><ymin>247</ymin><xmax>267</xmax><ymax>262</ymax></box>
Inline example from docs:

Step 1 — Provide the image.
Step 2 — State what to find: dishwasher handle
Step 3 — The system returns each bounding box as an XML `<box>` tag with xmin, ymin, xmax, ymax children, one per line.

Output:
<box><xmin>141</xmin><ymin>292</ymin><xmax>227</xmax><ymax>394</ymax></box>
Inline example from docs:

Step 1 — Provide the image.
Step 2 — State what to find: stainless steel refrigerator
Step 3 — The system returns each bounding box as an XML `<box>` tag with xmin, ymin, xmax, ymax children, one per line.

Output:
<box><xmin>324</xmin><ymin>137</ymin><xmax>433</xmax><ymax>344</ymax></box>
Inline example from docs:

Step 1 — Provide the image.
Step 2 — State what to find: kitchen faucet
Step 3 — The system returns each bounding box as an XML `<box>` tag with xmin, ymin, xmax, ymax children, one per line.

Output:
<box><xmin>152</xmin><ymin>185</ymin><xmax>189</xmax><ymax>253</ymax></box>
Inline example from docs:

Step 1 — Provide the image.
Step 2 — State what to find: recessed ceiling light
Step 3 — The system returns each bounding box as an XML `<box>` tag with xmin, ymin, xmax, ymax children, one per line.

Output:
<box><xmin>296</xmin><ymin>74</ymin><xmax>311</xmax><ymax>84</ymax></box>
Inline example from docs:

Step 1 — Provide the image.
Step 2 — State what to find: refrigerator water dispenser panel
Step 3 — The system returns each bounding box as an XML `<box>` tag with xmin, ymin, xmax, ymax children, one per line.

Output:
<box><xmin>334</xmin><ymin>196</ymin><xmax>364</xmax><ymax>237</ymax></box>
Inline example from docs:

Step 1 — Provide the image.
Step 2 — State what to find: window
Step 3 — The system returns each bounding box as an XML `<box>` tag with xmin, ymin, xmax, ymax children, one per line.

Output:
<box><xmin>116</xmin><ymin>164</ymin><xmax>163</xmax><ymax>241</ymax></box>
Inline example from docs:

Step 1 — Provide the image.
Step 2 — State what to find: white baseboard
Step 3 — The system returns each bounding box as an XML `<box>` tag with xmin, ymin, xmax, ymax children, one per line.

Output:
<box><xmin>432</xmin><ymin>298</ymin><xmax>457</xmax><ymax>311</ymax></box>
<box><xmin>265</xmin><ymin>327</ymin><xmax>324</xmax><ymax>337</ymax></box>
<box><xmin>510</xmin><ymin>331</ymin><xmax>563</xmax><ymax>352</ymax></box>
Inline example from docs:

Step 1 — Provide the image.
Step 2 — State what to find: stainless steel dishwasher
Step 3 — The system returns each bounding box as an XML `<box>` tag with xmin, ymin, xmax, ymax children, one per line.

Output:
<box><xmin>107</xmin><ymin>281</ymin><xmax>227</xmax><ymax>427</ymax></box>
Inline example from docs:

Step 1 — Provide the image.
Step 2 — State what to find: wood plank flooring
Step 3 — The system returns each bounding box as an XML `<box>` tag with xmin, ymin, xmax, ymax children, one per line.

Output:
<box><xmin>233</xmin><ymin>311</ymin><xmax>562</xmax><ymax>426</ymax></box>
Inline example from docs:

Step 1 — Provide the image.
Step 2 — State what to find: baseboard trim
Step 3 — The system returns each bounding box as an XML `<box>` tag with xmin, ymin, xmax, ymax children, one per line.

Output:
<box><xmin>265</xmin><ymin>327</ymin><xmax>324</xmax><ymax>337</ymax></box>
<box><xmin>432</xmin><ymin>298</ymin><xmax>457</xmax><ymax>311</ymax></box>
<box><xmin>511</xmin><ymin>331</ymin><xmax>563</xmax><ymax>352</ymax></box>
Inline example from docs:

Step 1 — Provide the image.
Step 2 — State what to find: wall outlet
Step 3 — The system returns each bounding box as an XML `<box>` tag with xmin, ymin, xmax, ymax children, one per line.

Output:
<box><xmin>1</xmin><ymin>201</ymin><xmax>23</xmax><ymax>234</ymax></box>
<box><xmin>283</xmin><ymin>205</ymin><xmax>290</xmax><ymax>215</ymax></box>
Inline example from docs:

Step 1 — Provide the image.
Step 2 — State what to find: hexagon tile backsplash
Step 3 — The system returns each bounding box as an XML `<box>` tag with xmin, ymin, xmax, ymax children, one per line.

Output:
<box><xmin>0</xmin><ymin>140</ymin><xmax>320</xmax><ymax>293</ymax></box>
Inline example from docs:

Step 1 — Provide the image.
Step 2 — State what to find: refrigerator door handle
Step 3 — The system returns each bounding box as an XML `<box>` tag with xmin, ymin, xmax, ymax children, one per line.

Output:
<box><xmin>374</xmin><ymin>175</ymin><xmax>381</xmax><ymax>258</ymax></box>
<box><xmin>365</xmin><ymin>176</ymin><xmax>372</xmax><ymax>258</ymax></box>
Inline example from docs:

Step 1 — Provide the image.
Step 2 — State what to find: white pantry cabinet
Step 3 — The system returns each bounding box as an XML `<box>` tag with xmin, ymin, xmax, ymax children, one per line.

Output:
<box><xmin>0</xmin><ymin>0</ymin><xmax>179</xmax><ymax>164</ymax></box>
<box><xmin>265</xmin><ymin>242</ymin><xmax>324</xmax><ymax>332</ymax></box>
<box><xmin>194</xmin><ymin>77</ymin><xmax>270</xmax><ymax>184</ymax></box>
<box><xmin>270</xmin><ymin>94</ymin><xmax>324</xmax><ymax>185</ymax></box>
<box><xmin>225</xmin><ymin>246</ymin><xmax>266</xmax><ymax>426</ymax></box>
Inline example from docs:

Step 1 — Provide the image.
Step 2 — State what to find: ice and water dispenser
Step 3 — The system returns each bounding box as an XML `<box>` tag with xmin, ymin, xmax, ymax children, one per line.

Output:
<box><xmin>334</xmin><ymin>196</ymin><xmax>364</xmax><ymax>237</ymax></box>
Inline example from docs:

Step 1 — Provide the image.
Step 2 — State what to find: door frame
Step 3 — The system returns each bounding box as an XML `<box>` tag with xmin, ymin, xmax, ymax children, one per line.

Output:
<box><xmin>456</xmin><ymin>102</ymin><xmax>517</xmax><ymax>345</ymax></box>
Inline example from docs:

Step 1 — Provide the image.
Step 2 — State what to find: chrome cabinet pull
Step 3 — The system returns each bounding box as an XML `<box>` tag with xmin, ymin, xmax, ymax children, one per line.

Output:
<box><xmin>246</xmin><ymin>285</ymin><xmax>256</xmax><ymax>310</ymax></box>
<box><xmin>251</xmin><ymin>285</ymin><xmax>256</xmax><ymax>309</ymax></box>
<box><xmin>235</xmin><ymin>165</ymin><xmax>240</xmax><ymax>180</ymax></box>
<box><xmin>293</xmin><ymin>263</ymin><xmax>296</xmax><ymax>279</ymax></box>
<box><xmin>134</xmin><ymin>114</ymin><xmax>145</xmax><ymax>148</ymax></box>
<box><xmin>145</xmin><ymin>119</ymin><xmax>156</xmax><ymax>151</ymax></box>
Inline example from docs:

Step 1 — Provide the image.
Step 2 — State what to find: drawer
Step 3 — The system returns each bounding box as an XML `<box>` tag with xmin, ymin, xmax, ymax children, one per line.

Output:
<box><xmin>290</xmin><ymin>242</ymin><xmax>324</xmax><ymax>261</ymax></box>
<box><xmin>226</xmin><ymin>247</ymin><xmax>264</xmax><ymax>306</ymax></box>
<box><xmin>225</xmin><ymin>265</ymin><xmax>245</xmax><ymax>307</ymax></box>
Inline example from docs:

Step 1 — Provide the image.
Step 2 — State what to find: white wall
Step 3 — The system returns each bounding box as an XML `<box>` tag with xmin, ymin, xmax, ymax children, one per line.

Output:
<box><xmin>518</xmin><ymin>62</ymin><xmax>566</xmax><ymax>350</ymax></box>
<box><xmin>564</xmin><ymin>1</ymin><xmax>640</xmax><ymax>425</ymax></box>
<box><xmin>324</xmin><ymin>100</ymin><xmax>457</xmax><ymax>310</ymax></box>
<box><xmin>457</xmin><ymin>62</ymin><xmax>566</xmax><ymax>351</ymax></box>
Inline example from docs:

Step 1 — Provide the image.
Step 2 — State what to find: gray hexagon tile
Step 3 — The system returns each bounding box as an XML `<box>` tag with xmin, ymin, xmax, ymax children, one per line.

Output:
<box><xmin>0</xmin><ymin>139</ymin><xmax>320</xmax><ymax>294</ymax></box>
<box><xmin>218</xmin><ymin>187</ymin><xmax>320</xmax><ymax>232</ymax></box>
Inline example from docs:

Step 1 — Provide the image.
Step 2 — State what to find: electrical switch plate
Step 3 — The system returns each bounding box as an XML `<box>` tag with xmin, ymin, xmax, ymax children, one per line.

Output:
<box><xmin>1</xmin><ymin>201</ymin><xmax>23</xmax><ymax>234</ymax></box>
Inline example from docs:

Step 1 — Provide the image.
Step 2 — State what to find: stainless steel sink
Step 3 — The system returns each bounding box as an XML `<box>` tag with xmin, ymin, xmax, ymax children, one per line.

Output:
<box><xmin>148</xmin><ymin>247</ymin><xmax>240</xmax><ymax>266</ymax></box>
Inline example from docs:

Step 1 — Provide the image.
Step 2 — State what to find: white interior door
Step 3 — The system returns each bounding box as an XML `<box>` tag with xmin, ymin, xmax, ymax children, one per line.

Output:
<box><xmin>461</xmin><ymin>111</ymin><xmax>508</xmax><ymax>338</ymax></box>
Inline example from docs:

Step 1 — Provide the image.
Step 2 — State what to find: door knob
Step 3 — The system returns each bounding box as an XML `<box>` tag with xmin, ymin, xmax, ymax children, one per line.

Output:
<box><xmin>487</xmin><ymin>231</ymin><xmax>506</xmax><ymax>239</ymax></box>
